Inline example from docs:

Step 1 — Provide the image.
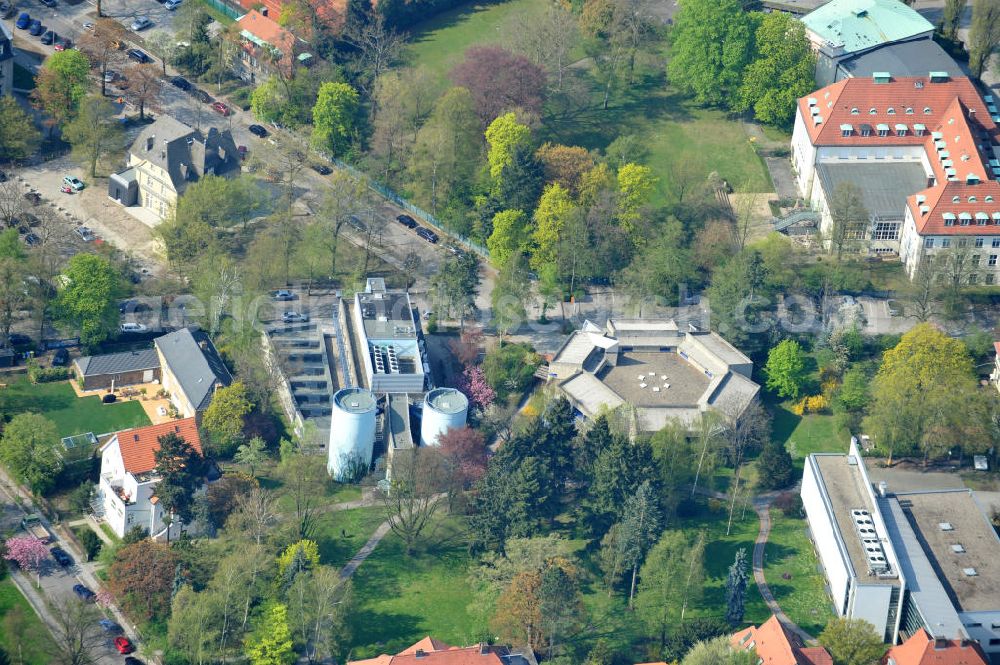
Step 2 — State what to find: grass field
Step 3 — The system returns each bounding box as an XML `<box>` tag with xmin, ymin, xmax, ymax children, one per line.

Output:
<box><xmin>0</xmin><ymin>578</ymin><xmax>51</xmax><ymax>665</ymax></box>
<box><xmin>763</xmin><ymin>511</ymin><xmax>833</xmax><ymax>636</ymax></box>
<box><xmin>0</xmin><ymin>379</ymin><xmax>150</xmax><ymax>438</ymax></box>
<box><xmin>313</xmin><ymin>505</ymin><xmax>386</xmax><ymax>569</ymax></box>
<box><xmin>346</xmin><ymin>516</ymin><xmax>483</xmax><ymax>659</ymax></box>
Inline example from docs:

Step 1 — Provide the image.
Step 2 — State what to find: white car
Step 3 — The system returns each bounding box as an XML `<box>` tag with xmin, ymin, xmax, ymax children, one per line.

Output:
<box><xmin>282</xmin><ymin>312</ymin><xmax>309</xmax><ymax>323</ymax></box>
<box><xmin>164</xmin><ymin>0</ymin><xmax>182</xmax><ymax>10</ymax></box>
<box><xmin>120</xmin><ymin>322</ymin><xmax>148</xmax><ymax>333</ymax></box>
<box><xmin>130</xmin><ymin>17</ymin><xmax>152</xmax><ymax>31</ymax></box>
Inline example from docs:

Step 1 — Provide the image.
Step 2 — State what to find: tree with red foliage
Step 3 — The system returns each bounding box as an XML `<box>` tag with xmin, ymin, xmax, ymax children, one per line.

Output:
<box><xmin>438</xmin><ymin>426</ymin><xmax>488</xmax><ymax>492</ymax></box>
<box><xmin>450</xmin><ymin>46</ymin><xmax>547</xmax><ymax>125</ymax></box>
<box><xmin>108</xmin><ymin>540</ymin><xmax>179</xmax><ymax>620</ymax></box>
<box><xmin>3</xmin><ymin>536</ymin><xmax>49</xmax><ymax>584</ymax></box>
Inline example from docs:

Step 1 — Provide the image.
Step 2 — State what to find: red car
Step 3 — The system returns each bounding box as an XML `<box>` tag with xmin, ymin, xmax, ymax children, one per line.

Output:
<box><xmin>211</xmin><ymin>101</ymin><xmax>230</xmax><ymax>116</ymax></box>
<box><xmin>114</xmin><ymin>637</ymin><xmax>135</xmax><ymax>654</ymax></box>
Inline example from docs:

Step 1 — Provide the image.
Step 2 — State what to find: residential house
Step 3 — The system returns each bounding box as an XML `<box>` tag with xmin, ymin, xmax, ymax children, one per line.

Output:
<box><xmin>800</xmin><ymin>0</ymin><xmax>935</xmax><ymax>86</ymax></box>
<box><xmin>792</xmin><ymin>73</ymin><xmax>1000</xmax><ymax>282</ymax></box>
<box><xmin>0</xmin><ymin>22</ymin><xmax>13</xmax><ymax>97</ymax></box>
<box><xmin>73</xmin><ymin>348</ymin><xmax>161</xmax><ymax>391</ymax></box>
<box><xmin>96</xmin><ymin>418</ymin><xmax>203</xmax><ymax>539</ymax></box>
<box><xmin>730</xmin><ymin>615</ymin><xmax>833</xmax><ymax>665</ymax></box>
<box><xmin>884</xmin><ymin>630</ymin><xmax>989</xmax><ymax>665</ymax></box>
<box><xmin>154</xmin><ymin>328</ymin><xmax>232</xmax><ymax>419</ymax></box>
<box><xmin>348</xmin><ymin>637</ymin><xmax>535</xmax><ymax>665</ymax></box>
<box><xmin>236</xmin><ymin>9</ymin><xmax>300</xmax><ymax>82</ymax></box>
<box><xmin>210</xmin><ymin>0</ymin><xmax>349</xmax><ymax>32</ymax></box>
<box><xmin>108</xmin><ymin>115</ymin><xmax>240</xmax><ymax>219</ymax></box>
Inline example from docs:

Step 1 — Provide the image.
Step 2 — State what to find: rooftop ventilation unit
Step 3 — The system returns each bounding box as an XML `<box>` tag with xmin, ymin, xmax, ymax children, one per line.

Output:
<box><xmin>373</xmin><ymin>346</ymin><xmax>385</xmax><ymax>374</ymax></box>
<box><xmin>939</xmin><ymin>522</ymin><xmax>954</xmax><ymax>531</ymax></box>
<box><xmin>963</xmin><ymin>568</ymin><xmax>978</xmax><ymax>577</ymax></box>
<box><xmin>952</xmin><ymin>544</ymin><xmax>966</xmax><ymax>554</ymax></box>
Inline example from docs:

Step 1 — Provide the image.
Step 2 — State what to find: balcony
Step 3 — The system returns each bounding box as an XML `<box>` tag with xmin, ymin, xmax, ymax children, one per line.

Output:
<box><xmin>101</xmin><ymin>474</ymin><xmax>135</xmax><ymax>506</ymax></box>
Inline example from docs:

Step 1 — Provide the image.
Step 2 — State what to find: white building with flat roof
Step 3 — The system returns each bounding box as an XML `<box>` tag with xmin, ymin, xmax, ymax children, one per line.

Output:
<box><xmin>352</xmin><ymin>278</ymin><xmax>425</xmax><ymax>394</ymax></box>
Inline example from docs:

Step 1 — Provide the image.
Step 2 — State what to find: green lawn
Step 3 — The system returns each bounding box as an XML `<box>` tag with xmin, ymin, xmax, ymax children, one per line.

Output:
<box><xmin>0</xmin><ymin>578</ymin><xmax>52</xmax><ymax>665</ymax></box>
<box><xmin>403</xmin><ymin>0</ymin><xmax>551</xmax><ymax>87</ymax></box>
<box><xmin>312</xmin><ymin>505</ymin><xmax>386</xmax><ymax>569</ymax></box>
<box><xmin>0</xmin><ymin>379</ymin><xmax>150</xmax><ymax>438</ymax></box>
<box><xmin>770</xmin><ymin>400</ymin><xmax>849</xmax><ymax>471</ymax></box>
<box><xmin>346</xmin><ymin>516</ymin><xmax>483</xmax><ymax>660</ymax></box>
<box><xmin>763</xmin><ymin>511</ymin><xmax>833</xmax><ymax>637</ymax></box>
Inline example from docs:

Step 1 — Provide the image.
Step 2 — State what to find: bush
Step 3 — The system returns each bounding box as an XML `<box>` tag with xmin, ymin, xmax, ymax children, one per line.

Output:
<box><xmin>76</xmin><ymin>528</ymin><xmax>102</xmax><ymax>561</ymax></box>
<box><xmin>774</xmin><ymin>492</ymin><xmax>802</xmax><ymax>517</ymax></box>
<box><xmin>481</xmin><ymin>342</ymin><xmax>540</xmax><ymax>401</ymax></box>
<box><xmin>229</xmin><ymin>86</ymin><xmax>253</xmax><ymax>111</ymax></box>
<box><xmin>27</xmin><ymin>361</ymin><xmax>72</xmax><ymax>383</ymax></box>
<box><xmin>791</xmin><ymin>394</ymin><xmax>829</xmax><ymax>415</ymax></box>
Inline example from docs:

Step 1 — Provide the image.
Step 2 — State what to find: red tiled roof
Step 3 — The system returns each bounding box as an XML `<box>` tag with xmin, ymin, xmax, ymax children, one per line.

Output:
<box><xmin>238</xmin><ymin>10</ymin><xmax>296</xmax><ymax>52</ymax></box>
<box><xmin>993</xmin><ymin>341</ymin><xmax>1000</xmax><ymax>356</ymax></box>
<box><xmin>883</xmin><ymin>629</ymin><xmax>989</xmax><ymax>665</ymax></box>
<box><xmin>798</xmin><ymin>75</ymin><xmax>1000</xmax><ymax>237</ymax></box>
<box><xmin>348</xmin><ymin>638</ymin><xmax>505</xmax><ymax>665</ymax></box>
<box><xmin>731</xmin><ymin>616</ymin><xmax>833</xmax><ymax>665</ymax></box>
<box><xmin>116</xmin><ymin>418</ymin><xmax>202</xmax><ymax>475</ymax></box>
<box><xmin>237</xmin><ymin>0</ymin><xmax>349</xmax><ymax>33</ymax></box>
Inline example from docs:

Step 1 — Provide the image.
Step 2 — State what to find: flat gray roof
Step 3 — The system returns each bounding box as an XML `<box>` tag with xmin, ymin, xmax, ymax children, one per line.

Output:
<box><xmin>839</xmin><ymin>40</ymin><xmax>958</xmax><ymax>79</ymax></box>
<box><xmin>387</xmin><ymin>393</ymin><xmax>413</xmax><ymax>450</ymax></box>
<box><xmin>358</xmin><ymin>292</ymin><xmax>417</xmax><ymax>341</ymax></box>
<box><xmin>334</xmin><ymin>388</ymin><xmax>375</xmax><ymax>413</ymax></box>
<box><xmin>598</xmin><ymin>352</ymin><xmax>709</xmax><ymax>408</ymax></box>
<box><xmin>816</xmin><ymin>162</ymin><xmax>929</xmax><ymax>221</ymax></box>
<box><xmin>426</xmin><ymin>388</ymin><xmax>468</xmax><ymax>414</ymax></box>
<box><xmin>814</xmin><ymin>454</ymin><xmax>900</xmax><ymax>586</ymax></box>
<box><xmin>896</xmin><ymin>490</ymin><xmax>1000</xmax><ymax>612</ymax></box>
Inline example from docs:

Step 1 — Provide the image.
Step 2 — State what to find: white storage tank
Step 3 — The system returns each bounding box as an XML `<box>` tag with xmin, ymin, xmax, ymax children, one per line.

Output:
<box><xmin>420</xmin><ymin>388</ymin><xmax>468</xmax><ymax>446</ymax></box>
<box><xmin>328</xmin><ymin>388</ymin><xmax>377</xmax><ymax>481</ymax></box>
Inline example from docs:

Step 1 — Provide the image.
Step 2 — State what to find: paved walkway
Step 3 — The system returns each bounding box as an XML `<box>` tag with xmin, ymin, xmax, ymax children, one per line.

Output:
<box><xmin>338</xmin><ymin>520</ymin><xmax>391</xmax><ymax>580</ymax></box>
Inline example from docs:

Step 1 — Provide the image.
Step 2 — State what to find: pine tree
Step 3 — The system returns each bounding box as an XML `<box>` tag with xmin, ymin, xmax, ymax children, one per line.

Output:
<box><xmin>725</xmin><ymin>548</ymin><xmax>749</xmax><ymax>625</ymax></box>
<box><xmin>756</xmin><ymin>440</ymin><xmax>795</xmax><ymax>490</ymax></box>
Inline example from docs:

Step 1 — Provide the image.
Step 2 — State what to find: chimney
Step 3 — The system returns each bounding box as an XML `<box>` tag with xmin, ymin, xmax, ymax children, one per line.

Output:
<box><xmin>199</xmin><ymin>340</ymin><xmax>208</xmax><ymax>350</ymax></box>
<box><xmin>146</xmin><ymin>135</ymin><xmax>155</xmax><ymax>151</ymax></box>
<box><xmin>414</xmin><ymin>650</ymin><xmax>427</xmax><ymax>659</ymax></box>
<box><xmin>878</xmin><ymin>481</ymin><xmax>888</xmax><ymax>498</ymax></box>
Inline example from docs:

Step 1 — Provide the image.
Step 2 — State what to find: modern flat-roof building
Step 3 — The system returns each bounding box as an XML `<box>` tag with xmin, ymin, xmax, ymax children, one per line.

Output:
<box><xmin>352</xmin><ymin>278</ymin><xmax>425</xmax><ymax>394</ymax></box>
<box><xmin>547</xmin><ymin>319</ymin><xmax>759</xmax><ymax>434</ymax></box>
<box><xmin>802</xmin><ymin>438</ymin><xmax>1000</xmax><ymax>661</ymax></box>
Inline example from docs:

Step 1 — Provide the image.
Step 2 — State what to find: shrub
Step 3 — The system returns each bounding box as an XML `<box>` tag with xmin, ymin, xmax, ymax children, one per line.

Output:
<box><xmin>774</xmin><ymin>492</ymin><xmax>802</xmax><ymax>517</ymax></box>
<box><xmin>77</xmin><ymin>528</ymin><xmax>102</xmax><ymax>561</ymax></box>
<box><xmin>27</xmin><ymin>361</ymin><xmax>72</xmax><ymax>383</ymax></box>
<box><xmin>481</xmin><ymin>342</ymin><xmax>540</xmax><ymax>401</ymax></box>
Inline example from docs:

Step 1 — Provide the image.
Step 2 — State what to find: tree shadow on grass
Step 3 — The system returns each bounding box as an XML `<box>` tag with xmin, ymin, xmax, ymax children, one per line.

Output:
<box><xmin>402</xmin><ymin>0</ymin><xmax>514</xmax><ymax>52</ymax></box>
<box><xmin>345</xmin><ymin>608</ymin><xmax>424</xmax><ymax>660</ymax></box>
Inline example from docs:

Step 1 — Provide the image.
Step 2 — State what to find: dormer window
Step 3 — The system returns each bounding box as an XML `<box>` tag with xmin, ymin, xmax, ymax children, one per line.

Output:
<box><xmin>870</xmin><ymin>107</ymin><xmax>878</xmax><ymax>115</ymax></box>
<box><xmin>877</xmin><ymin>123</ymin><xmax>890</xmax><ymax>137</ymax></box>
<box><xmin>924</xmin><ymin>107</ymin><xmax>933</xmax><ymax>114</ymax></box>
<box><xmin>906</xmin><ymin>107</ymin><xmax>914</xmax><ymax>115</ymax></box>
<box><xmin>986</xmin><ymin>195</ymin><xmax>994</xmax><ymax>202</ymax></box>
<box><xmin>969</xmin><ymin>196</ymin><xmax>978</xmax><ymax>202</ymax></box>
<box><xmin>859</xmin><ymin>123</ymin><xmax>872</xmax><ymax>137</ymax></box>
<box><xmin>944</xmin><ymin>212</ymin><xmax>956</xmax><ymax>226</ymax></box>
<box><xmin>977</xmin><ymin>212</ymin><xmax>989</xmax><ymax>225</ymax></box>
<box><xmin>960</xmin><ymin>212</ymin><xmax>972</xmax><ymax>225</ymax></box>
<box><xmin>840</xmin><ymin>124</ymin><xmax>853</xmax><ymax>137</ymax></box>
<box><xmin>851</xmin><ymin>107</ymin><xmax>859</xmax><ymax>115</ymax></box>
<box><xmin>953</xmin><ymin>196</ymin><xmax>961</xmax><ymax>203</ymax></box>
<box><xmin>887</xmin><ymin>107</ymin><xmax>896</xmax><ymax>115</ymax></box>
<box><xmin>895</xmin><ymin>123</ymin><xmax>908</xmax><ymax>137</ymax></box>
<box><xmin>914</xmin><ymin>123</ymin><xmax>927</xmax><ymax>136</ymax></box>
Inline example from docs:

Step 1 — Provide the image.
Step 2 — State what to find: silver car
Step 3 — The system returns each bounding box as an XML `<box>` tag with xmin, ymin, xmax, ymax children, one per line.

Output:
<box><xmin>130</xmin><ymin>16</ymin><xmax>152</xmax><ymax>31</ymax></box>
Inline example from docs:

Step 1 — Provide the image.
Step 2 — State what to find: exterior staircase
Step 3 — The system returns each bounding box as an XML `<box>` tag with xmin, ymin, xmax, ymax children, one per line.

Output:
<box><xmin>772</xmin><ymin>209</ymin><xmax>820</xmax><ymax>233</ymax></box>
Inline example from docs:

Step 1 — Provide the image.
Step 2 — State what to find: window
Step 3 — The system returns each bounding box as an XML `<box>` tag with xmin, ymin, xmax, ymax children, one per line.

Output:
<box><xmin>878</xmin><ymin>127</ymin><xmax>889</xmax><ymax>137</ymax></box>
<box><xmin>977</xmin><ymin>237</ymin><xmax>985</xmax><ymax>247</ymax></box>
<box><xmin>851</xmin><ymin>107</ymin><xmax>859</xmax><ymax>115</ymax></box>
<box><xmin>969</xmin><ymin>196</ymin><xmax>977</xmax><ymax>202</ymax></box>
<box><xmin>945</xmin><ymin>218</ymin><xmax>955</xmax><ymax>227</ymax></box>
<box><xmin>958</xmin><ymin>238</ymin><xmax>970</xmax><ymax>247</ymax></box>
<box><xmin>969</xmin><ymin>273</ymin><xmax>979</xmax><ymax>284</ymax></box>
<box><xmin>860</xmin><ymin>125</ymin><xmax>872</xmax><ymax>137</ymax></box>
<box><xmin>973</xmin><ymin>255</ymin><xmax>981</xmax><ymax>266</ymax></box>
<box><xmin>906</xmin><ymin>107</ymin><xmax>914</xmax><ymax>114</ymax></box>
<box><xmin>870</xmin><ymin>107</ymin><xmax>878</xmax><ymax>115</ymax></box>
<box><xmin>953</xmin><ymin>196</ymin><xmax>961</xmax><ymax>203</ymax></box>
<box><xmin>988</xmin><ymin>196</ymin><xmax>995</xmax><ymax>202</ymax></box>
<box><xmin>924</xmin><ymin>107</ymin><xmax>933</xmax><ymax>114</ymax></box>
<box><xmin>873</xmin><ymin>222</ymin><xmax>900</xmax><ymax>240</ymax></box>
<box><xmin>994</xmin><ymin>239</ymin><xmax>1000</xmax><ymax>248</ymax></box>
<box><xmin>990</xmin><ymin>254</ymin><xmax>998</xmax><ymax>266</ymax></box>
<box><xmin>942</xmin><ymin>238</ymin><xmax>952</xmax><ymax>248</ymax></box>
<box><xmin>887</xmin><ymin>107</ymin><xmax>896</xmax><ymax>115</ymax></box>
<box><xmin>988</xmin><ymin>274</ymin><xmax>995</xmax><ymax>285</ymax></box>
<box><xmin>925</xmin><ymin>237</ymin><xmax>935</xmax><ymax>248</ymax></box>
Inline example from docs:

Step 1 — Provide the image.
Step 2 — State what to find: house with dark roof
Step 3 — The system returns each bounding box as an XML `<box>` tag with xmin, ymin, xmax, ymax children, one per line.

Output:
<box><xmin>731</xmin><ymin>615</ymin><xmax>833</xmax><ymax>665</ymax></box>
<box><xmin>884</xmin><ymin>630</ymin><xmax>990</xmax><ymax>665</ymax></box>
<box><xmin>96</xmin><ymin>418</ymin><xmax>204</xmax><ymax>539</ymax></box>
<box><xmin>154</xmin><ymin>328</ymin><xmax>232</xmax><ymax>419</ymax></box>
<box><xmin>348</xmin><ymin>637</ymin><xmax>535</xmax><ymax>665</ymax></box>
<box><xmin>792</xmin><ymin>73</ymin><xmax>1000</xmax><ymax>282</ymax></box>
<box><xmin>73</xmin><ymin>348</ymin><xmax>161</xmax><ymax>391</ymax></box>
<box><xmin>109</xmin><ymin>115</ymin><xmax>240</xmax><ymax>219</ymax></box>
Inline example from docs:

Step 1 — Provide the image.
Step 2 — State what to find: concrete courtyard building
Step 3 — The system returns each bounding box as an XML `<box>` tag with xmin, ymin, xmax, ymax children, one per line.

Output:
<box><xmin>547</xmin><ymin>319</ymin><xmax>759</xmax><ymax>434</ymax></box>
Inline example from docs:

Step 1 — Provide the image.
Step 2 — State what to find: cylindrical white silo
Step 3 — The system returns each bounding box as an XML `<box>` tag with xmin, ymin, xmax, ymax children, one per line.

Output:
<box><xmin>420</xmin><ymin>388</ymin><xmax>469</xmax><ymax>446</ymax></box>
<box><xmin>328</xmin><ymin>388</ymin><xmax>377</xmax><ymax>481</ymax></box>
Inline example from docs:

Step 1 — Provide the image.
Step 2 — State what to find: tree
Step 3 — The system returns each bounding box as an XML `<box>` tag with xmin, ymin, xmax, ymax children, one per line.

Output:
<box><xmin>311</xmin><ymin>82</ymin><xmax>359</xmax><ymax>157</ymax></box>
<box><xmin>245</xmin><ymin>604</ymin><xmax>294</xmax><ymax>665</ymax></box>
<box><xmin>3</xmin><ymin>537</ymin><xmax>49</xmax><ymax>584</ymax></box>
<box><xmin>487</xmin><ymin>209</ymin><xmax>529</xmax><ymax>269</ymax></box>
<box><xmin>865</xmin><ymin>323</ymin><xmax>985</xmax><ymax>463</ymax></box>
<box><xmin>450</xmin><ymin>46</ymin><xmax>547</xmax><ymax>125</ymax></box>
<box><xmin>234</xmin><ymin>437</ymin><xmax>269</xmax><ymax>477</ymax></box>
<box><xmin>619</xmin><ymin>481</ymin><xmax>661</xmax><ymax>607</ymax></box>
<box><xmin>635</xmin><ymin>530</ymin><xmax>706</xmax><ymax>647</ymax></box>
<box><xmin>537</xmin><ymin>560</ymin><xmax>585</xmax><ymax>659</ymax></box>
<box><xmin>764</xmin><ymin>339</ymin><xmax>807</xmax><ymax>399</ymax></box>
<box><xmin>756</xmin><ymin>440</ymin><xmax>795</xmax><ymax>490</ymax></box>
<box><xmin>616</xmin><ymin>218</ymin><xmax>694</xmax><ymax>311</ymax></box>
<box><xmin>536</xmin><ymin>143</ymin><xmax>595</xmax><ymax>195</ymax></box>
<box><xmin>492</xmin><ymin>570</ymin><xmax>544</xmax><ymax>651</ymax></box>
<box><xmin>587</xmin><ymin>436</ymin><xmax>657</xmax><ymax>534</ymax></box>
<box><xmin>175</xmin><ymin>174</ymin><xmax>269</xmax><ymax>232</ymax></box>
<box><xmin>616</xmin><ymin>162</ymin><xmax>656</xmax><ymax>239</ymax></box>
<box><xmin>968</xmin><ymin>0</ymin><xmax>1000</xmax><ymax>79</ymax></box>
<box><xmin>0</xmin><ymin>414</ymin><xmax>62</xmax><ymax>495</ymax></box>
<box><xmin>32</xmin><ymin>49</ymin><xmax>90</xmax><ymax>130</ymax></box>
<box><xmin>345</xmin><ymin>12</ymin><xmax>404</xmax><ymax>96</ymax></box>
<box><xmin>818</xmin><ymin>617</ymin><xmax>885</xmax><ymax>665</ymax></box>
<box><xmin>836</xmin><ymin>366</ymin><xmax>870</xmax><ymax>413</ymax></box>
<box><xmin>201</xmin><ymin>381</ymin><xmax>254</xmax><ymax>457</ymax></box>
<box><xmin>47</xmin><ymin>596</ymin><xmax>104</xmax><ymax>665</ymax></box>
<box><xmin>682</xmin><ymin>637</ymin><xmax>757</xmax><ymax>665</ymax></box>
<box><xmin>278</xmin><ymin>444</ymin><xmax>327</xmax><ymax>540</ymax></box>
<box><xmin>508</xmin><ymin>2</ymin><xmax>579</xmax><ymax>91</ymax></box>
<box><xmin>668</xmin><ymin>0</ymin><xmax>755</xmax><ymax>106</ymax></box>
<box><xmin>124</xmin><ymin>63</ymin><xmax>162</xmax><ymax>120</ymax></box>
<box><xmin>63</xmin><ymin>95</ymin><xmax>123</xmax><ymax>178</ymax></box>
<box><xmin>531</xmin><ymin>182</ymin><xmax>576</xmax><ymax>274</ymax></box>
<box><xmin>941</xmin><ymin>0</ymin><xmax>967</xmax><ymax>40</ymax></box>
<box><xmin>285</xmin><ymin>568</ymin><xmax>351</xmax><ymax>662</ymax></box>
<box><xmin>725</xmin><ymin>548</ymin><xmax>749</xmax><ymax>625</ymax></box>
<box><xmin>77</xmin><ymin>19</ymin><xmax>128</xmax><ymax>96</ymax></box>
<box><xmin>0</xmin><ymin>98</ymin><xmax>41</xmax><ymax>162</ymax></box>
<box><xmin>486</xmin><ymin>113</ymin><xmax>532</xmax><ymax>182</ymax></box>
<box><xmin>109</xmin><ymin>540</ymin><xmax>179</xmax><ymax>619</ymax></box>
<box><xmin>829</xmin><ymin>182</ymin><xmax>869</xmax><ymax>260</ymax></box>
<box><xmin>380</xmin><ymin>449</ymin><xmax>445</xmax><ymax>555</ymax></box>
<box><xmin>0</xmin><ymin>238</ymin><xmax>29</xmax><ymax>350</ymax></box>
<box><xmin>276</xmin><ymin>539</ymin><xmax>320</xmax><ymax>584</ymax></box>
<box><xmin>152</xmin><ymin>432</ymin><xmax>205</xmax><ymax>534</ymax></box>
<box><xmin>736</xmin><ymin>13</ymin><xmax>816</xmax><ymax>127</ymax></box>
<box><xmin>78</xmin><ymin>529</ymin><xmax>102</xmax><ymax>562</ymax></box>
<box><xmin>491</xmin><ymin>257</ymin><xmax>531</xmax><ymax>344</ymax></box>
<box><xmin>437</xmin><ymin>426</ymin><xmax>488</xmax><ymax>493</ymax></box>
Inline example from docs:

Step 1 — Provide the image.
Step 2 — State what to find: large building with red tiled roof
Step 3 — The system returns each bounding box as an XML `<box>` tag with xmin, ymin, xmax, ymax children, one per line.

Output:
<box><xmin>792</xmin><ymin>73</ymin><xmax>1000</xmax><ymax>283</ymax></box>
<box><xmin>347</xmin><ymin>637</ymin><xmax>535</xmax><ymax>665</ymax></box>
<box><xmin>731</xmin><ymin>615</ymin><xmax>834</xmax><ymax>665</ymax></box>
<box><xmin>884</xmin><ymin>629</ymin><xmax>990</xmax><ymax>665</ymax></box>
<box><xmin>96</xmin><ymin>418</ymin><xmax>205</xmax><ymax>540</ymax></box>
<box><xmin>236</xmin><ymin>9</ymin><xmax>301</xmax><ymax>82</ymax></box>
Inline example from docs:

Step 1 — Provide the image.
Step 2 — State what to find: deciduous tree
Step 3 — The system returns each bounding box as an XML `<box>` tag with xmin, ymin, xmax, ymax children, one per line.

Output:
<box><xmin>202</xmin><ymin>381</ymin><xmax>254</xmax><ymax>457</ymax></box>
<box><xmin>311</xmin><ymin>82</ymin><xmax>359</xmax><ymax>157</ymax></box>
<box><xmin>764</xmin><ymin>339</ymin><xmax>807</xmax><ymax>399</ymax></box>
<box><xmin>487</xmin><ymin>209</ymin><xmax>529</xmax><ymax>269</ymax></box>
<box><xmin>63</xmin><ymin>95</ymin><xmax>124</xmax><ymax>178</ymax></box>
<box><xmin>109</xmin><ymin>540</ymin><xmax>179</xmax><ymax>619</ymax></box>
<box><xmin>124</xmin><ymin>63</ymin><xmax>162</xmax><ymax>120</ymax></box>
<box><xmin>3</xmin><ymin>537</ymin><xmax>50</xmax><ymax>583</ymax></box>
<box><xmin>756</xmin><ymin>440</ymin><xmax>795</xmax><ymax>490</ymax></box>
<box><xmin>0</xmin><ymin>98</ymin><xmax>41</xmax><ymax>162</ymax></box>
<box><xmin>682</xmin><ymin>637</ymin><xmax>757</xmax><ymax>665</ymax></box>
<box><xmin>818</xmin><ymin>617</ymin><xmax>886</xmax><ymax>665</ymax></box>
<box><xmin>450</xmin><ymin>46</ymin><xmax>547</xmax><ymax>125</ymax></box>
<box><xmin>829</xmin><ymin>182</ymin><xmax>869</xmax><ymax>260</ymax></box>
<box><xmin>0</xmin><ymin>414</ymin><xmax>62</xmax><ymax>495</ymax></box>
<box><xmin>736</xmin><ymin>13</ymin><xmax>816</xmax><ymax>127</ymax></box>
<box><xmin>635</xmin><ymin>530</ymin><xmax>706</xmax><ymax>647</ymax></box>
<box><xmin>968</xmin><ymin>0</ymin><xmax>1000</xmax><ymax>79</ymax></box>
<box><xmin>47</xmin><ymin>596</ymin><xmax>104</xmax><ymax>665</ymax></box>
<box><xmin>245</xmin><ymin>604</ymin><xmax>294</xmax><ymax>665</ymax></box>
<box><xmin>32</xmin><ymin>49</ymin><xmax>90</xmax><ymax>130</ymax></box>
<box><xmin>380</xmin><ymin>448</ymin><xmax>446</xmax><ymax>555</ymax></box>
<box><xmin>616</xmin><ymin>162</ymin><xmax>656</xmax><ymax>239</ymax></box>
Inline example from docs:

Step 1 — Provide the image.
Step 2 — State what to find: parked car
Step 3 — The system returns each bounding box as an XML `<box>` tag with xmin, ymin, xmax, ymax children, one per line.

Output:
<box><xmin>310</xmin><ymin>163</ymin><xmax>331</xmax><ymax>175</ymax></box>
<box><xmin>114</xmin><ymin>637</ymin><xmax>135</xmax><ymax>655</ymax></box>
<box><xmin>104</xmin><ymin>70</ymin><xmax>119</xmax><ymax>83</ymax></box>
<box><xmin>15</xmin><ymin>12</ymin><xmax>30</xmax><ymax>29</ymax></box>
<box><xmin>445</xmin><ymin>243</ymin><xmax>463</xmax><ymax>257</ymax></box>
<box><xmin>272</xmin><ymin>289</ymin><xmax>294</xmax><ymax>301</ymax></box>
<box><xmin>170</xmin><ymin>76</ymin><xmax>191</xmax><ymax>91</ymax></box>
<box><xmin>8</xmin><ymin>333</ymin><xmax>31</xmax><ymax>346</ymax></box>
<box><xmin>0</xmin><ymin>3</ymin><xmax>16</xmax><ymax>19</ymax></box>
<box><xmin>82</xmin><ymin>21</ymin><xmax>95</xmax><ymax>30</ymax></box>
<box><xmin>75</xmin><ymin>225</ymin><xmax>95</xmax><ymax>241</ymax></box>
<box><xmin>99</xmin><ymin>619</ymin><xmax>122</xmax><ymax>633</ymax></box>
<box><xmin>348</xmin><ymin>215</ymin><xmax>366</xmax><ymax>232</ymax></box>
<box><xmin>281</xmin><ymin>312</ymin><xmax>309</xmax><ymax>323</ymax></box>
<box><xmin>72</xmin><ymin>584</ymin><xmax>96</xmax><ymax>602</ymax></box>
<box><xmin>50</xmin><ymin>546</ymin><xmax>73</xmax><ymax>567</ymax></box>
<box><xmin>63</xmin><ymin>175</ymin><xmax>85</xmax><ymax>191</ymax></box>
<box><xmin>124</xmin><ymin>658</ymin><xmax>144</xmax><ymax>665</ymax></box>
<box><xmin>396</xmin><ymin>214</ymin><xmax>417</xmax><ymax>229</ymax></box>
<box><xmin>415</xmin><ymin>227</ymin><xmax>439</xmax><ymax>243</ymax></box>
<box><xmin>52</xmin><ymin>347</ymin><xmax>69</xmax><ymax>366</ymax></box>
<box><xmin>120</xmin><ymin>322</ymin><xmax>147</xmax><ymax>333</ymax></box>
<box><xmin>20</xmin><ymin>514</ymin><xmax>49</xmax><ymax>541</ymax></box>
<box><xmin>237</xmin><ymin>145</ymin><xmax>247</xmax><ymax>160</ymax></box>
<box><xmin>126</xmin><ymin>48</ymin><xmax>151</xmax><ymax>63</ymax></box>
<box><xmin>211</xmin><ymin>101</ymin><xmax>230</xmax><ymax>116</ymax></box>
<box><xmin>23</xmin><ymin>233</ymin><xmax>40</xmax><ymax>247</ymax></box>
<box><xmin>248</xmin><ymin>124</ymin><xmax>268</xmax><ymax>138</ymax></box>
<box><xmin>28</xmin><ymin>20</ymin><xmax>43</xmax><ymax>36</ymax></box>
<box><xmin>190</xmin><ymin>88</ymin><xmax>211</xmax><ymax>103</ymax></box>
<box><xmin>40</xmin><ymin>29</ymin><xmax>56</xmax><ymax>44</ymax></box>
<box><xmin>23</xmin><ymin>191</ymin><xmax>41</xmax><ymax>205</ymax></box>
<box><xmin>130</xmin><ymin>16</ymin><xmax>152</xmax><ymax>31</ymax></box>
<box><xmin>54</xmin><ymin>38</ymin><xmax>71</xmax><ymax>51</ymax></box>
<box><xmin>164</xmin><ymin>0</ymin><xmax>181</xmax><ymax>9</ymax></box>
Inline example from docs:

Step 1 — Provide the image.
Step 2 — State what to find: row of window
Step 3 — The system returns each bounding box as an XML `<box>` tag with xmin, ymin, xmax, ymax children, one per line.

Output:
<box><xmin>925</xmin><ymin>236</ymin><xmax>1000</xmax><ymax>250</ymax></box>
<box><xmin>967</xmin><ymin>273</ymin><xmax>996</xmax><ymax>284</ymax></box>
<box><xmin>850</xmin><ymin>106</ymin><xmax>932</xmax><ymax>116</ymax></box>
<box><xmin>840</xmin><ymin>126</ymin><xmax>924</xmax><ymax>138</ymax></box>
